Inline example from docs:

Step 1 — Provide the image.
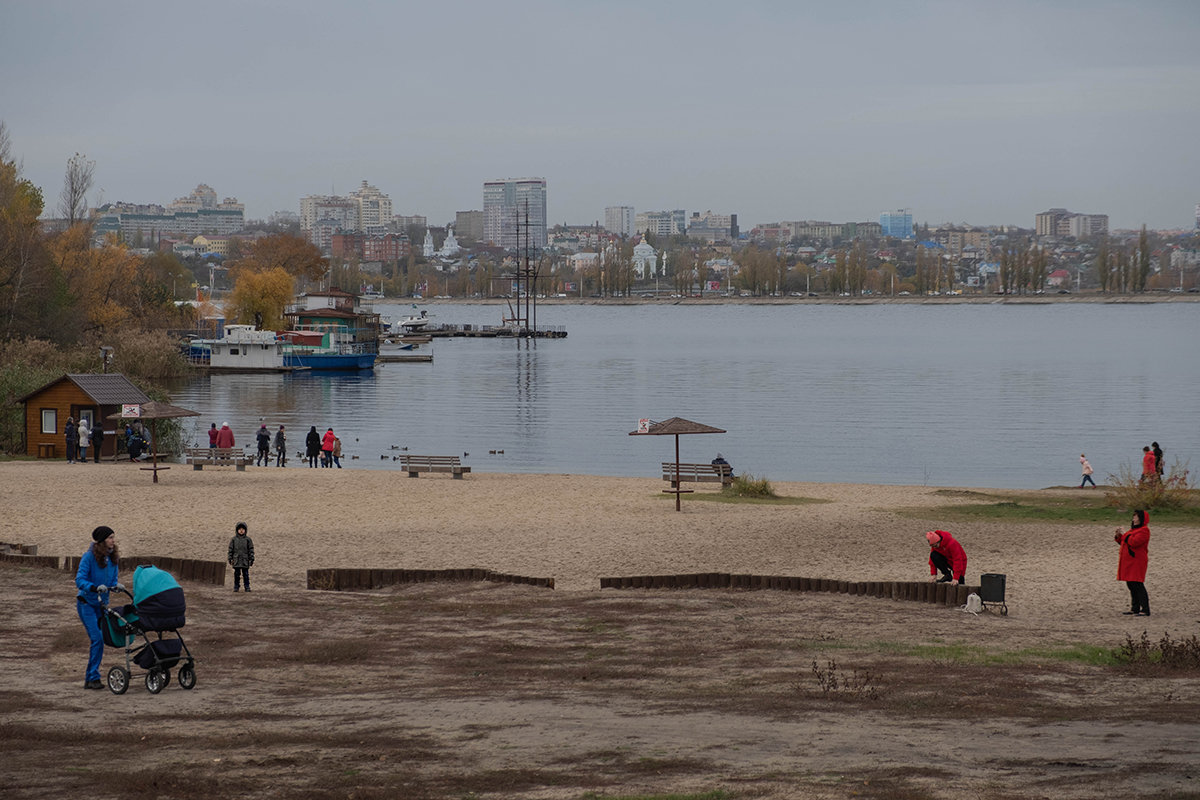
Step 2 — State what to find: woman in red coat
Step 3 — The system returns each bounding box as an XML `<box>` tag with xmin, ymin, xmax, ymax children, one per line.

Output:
<box><xmin>1115</xmin><ymin>509</ymin><xmax>1151</xmax><ymax>616</ymax></box>
<box><xmin>925</xmin><ymin>530</ymin><xmax>967</xmax><ymax>585</ymax></box>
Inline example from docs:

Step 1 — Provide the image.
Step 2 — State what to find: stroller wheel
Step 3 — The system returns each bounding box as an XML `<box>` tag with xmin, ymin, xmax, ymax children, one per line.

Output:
<box><xmin>145</xmin><ymin>668</ymin><xmax>168</xmax><ymax>694</ymax></box>
<box><xmin>107</xmin><ymin>666</ymin><xmax>129</xmax><ymax>695</ymax></box>
<box><xmin>178</xmin><ymin>663</ymin><xmax>196</xmax><ymax>690</ymax></box>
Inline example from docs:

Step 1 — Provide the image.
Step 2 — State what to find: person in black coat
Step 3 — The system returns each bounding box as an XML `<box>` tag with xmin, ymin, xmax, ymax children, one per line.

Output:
<box><xmin>90</xmin><ymin>423</ymin><xmax>103</xmax><ymax>462</ymax></box>
<box><xmin>305</xmin><ymin>426</ymin><xmax>321</xmax><ymax>468</ymax></box>
<box><xmin>255</xmin><ymin>425</ymin><xmax>271</xmax><ymax>467</ymax></box>
<box><xmin>1152</xmin><ymin>441</ymin><xmax>1164</xmax><ymax>480</ymax></box>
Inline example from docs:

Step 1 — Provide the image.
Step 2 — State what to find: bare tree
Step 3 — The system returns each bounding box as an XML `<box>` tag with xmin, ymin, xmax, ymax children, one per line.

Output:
<box><xmin>59</xmin><ymin>152</ymin><xmax>95</xmax><ymax>225</ymax></box>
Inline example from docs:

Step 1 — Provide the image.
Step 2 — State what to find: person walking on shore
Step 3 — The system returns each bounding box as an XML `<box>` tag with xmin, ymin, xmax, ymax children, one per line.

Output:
<box><xmin>228</xmin><ymin>522</ymin><xmax>255</xmax><ymax>592</ymax></box>
<box><xmin>1152</xmin><ymin>442</ymin><xmax>1164</xmax><ymax>481</ymax></box>
<box><xmin>207</xmin><ymin>422</ymin><xmax>219</xmax><ymax>451</ymax></box>
<box><xmin>1115</xmin><ymin>510</ymin><xmax>1151</xmax><ymax>616</ymax></box>
<box><xmin>332</xmin><ymin>435</ymin><xmax>343</xmax><ymax>468</ymax></box>
<box><xmin>255</xmin><ymin>424</ymin><xmax>271</xmax><ymax>467</ymax></box>
<box><xmin>274</xmin><ymin>425</ymin><xmax>287</xmax><ymax>467</ymax></box>
<box><xmin>216</xmin><ymin>421</ymin><xmax>235</xmax><ymax>449</ymax></box>
<box><xmin>305</xmin><ymin>426</ymin><xmax>321</xmax><ymax>468</ymax></box>
<box><xmin>925</xmin><ymin>530</ymin><xmax>967</xmax><ymax>586</ymax></box>
<box><xmin>75</xmin><ymin>525</ymin><xmax>124</xmax><ymax>689</ymax></box>
<box><xmin>1080</xmin><ymin>454</ymin><xmax>1096</xmax><ymax>488</ymax></box>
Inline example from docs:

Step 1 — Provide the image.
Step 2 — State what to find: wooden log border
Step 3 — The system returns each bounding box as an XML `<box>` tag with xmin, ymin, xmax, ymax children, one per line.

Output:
<box><xmin>598</xmin><ymin>574</ymin><xmax>977</xmax><ymax>609</ymax></box>
<box><xmin>306</xmin><ymin>567</ymin><xmax>555</xmax><ymax>592</ymax></box>
<box><xmin>59</xmin><ymin>554</ymin><xmax>227</xmax><ymax>586</ymax></box>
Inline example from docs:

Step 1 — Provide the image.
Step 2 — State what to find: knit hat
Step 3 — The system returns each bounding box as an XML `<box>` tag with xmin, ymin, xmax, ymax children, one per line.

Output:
<box><xmin>236</xmin><ymin>522</ymin><xmax>248</xmax><ymax>534</ymax></box>
<box><xmin>92</xmin><ymin>525</ymin><xmax>114</xmax><ymax>543</ymax></box>
<box><xmin>925</xmin><ymin>531</ymin><xmax>941</xmax><ymax>546</ymax></box>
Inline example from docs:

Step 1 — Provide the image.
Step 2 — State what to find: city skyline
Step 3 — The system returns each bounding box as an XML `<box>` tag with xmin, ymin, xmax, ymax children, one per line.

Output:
<box><xmin>3</xmin><ymin>1</ymin><xmax>1199</xmax><ymax>231</ymax></box>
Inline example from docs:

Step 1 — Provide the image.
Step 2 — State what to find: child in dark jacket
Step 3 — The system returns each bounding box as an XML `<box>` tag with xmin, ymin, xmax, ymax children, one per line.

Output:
<box><xmin>228</xmin><ymin>522</ymin><xmax>255</xmax><ymax>592</ymax></box>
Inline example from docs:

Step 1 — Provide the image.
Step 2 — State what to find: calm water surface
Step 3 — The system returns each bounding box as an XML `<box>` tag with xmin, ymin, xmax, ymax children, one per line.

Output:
<box><xmin>168</xmin><ymin>302</ymin><xmax>1199</xmax><ymax>489</ymax></box>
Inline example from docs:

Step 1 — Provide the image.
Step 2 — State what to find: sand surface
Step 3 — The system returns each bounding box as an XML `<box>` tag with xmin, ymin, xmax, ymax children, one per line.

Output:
<box><xmin>7</xmin><ymin>460</ymin><xmax>1200</xmax><ymax>798</ymax></box>
<box><xmin>4</xmin><ymin>460</ymin><xmax>1197</xmax><ymax>634</ymax></box>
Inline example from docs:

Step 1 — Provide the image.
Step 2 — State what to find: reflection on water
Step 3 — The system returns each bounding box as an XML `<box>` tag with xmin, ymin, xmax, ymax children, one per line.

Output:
<box><xmin>168</xmin><ymin>302</ymin><xmax>1199</xmax><ymax>489</ymax></box>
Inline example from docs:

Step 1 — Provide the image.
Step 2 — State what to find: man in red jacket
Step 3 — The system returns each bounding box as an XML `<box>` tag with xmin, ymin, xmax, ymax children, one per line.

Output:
<box><xmin>926</xmin><ymin>530</ymin><xmax>967</xmax><ymax>585</ymax></box>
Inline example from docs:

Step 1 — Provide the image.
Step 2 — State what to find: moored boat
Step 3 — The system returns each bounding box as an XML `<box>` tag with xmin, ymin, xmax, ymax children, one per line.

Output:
<box><xmin>282</xmin><ymin>289</ymin><xmax>381</xmax><ymax>370</ymax></box>
<box><xmin>187</xmin><ymin>325</ymin><xmax>302</xmax><ymax>372</ymax></box>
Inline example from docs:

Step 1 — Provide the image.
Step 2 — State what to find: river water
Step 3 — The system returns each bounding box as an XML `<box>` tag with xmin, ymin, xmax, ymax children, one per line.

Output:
<box><xmin>167</xmin><ymin>301</ymin><xmax>1198</xmax><ymax>489</ymax></box>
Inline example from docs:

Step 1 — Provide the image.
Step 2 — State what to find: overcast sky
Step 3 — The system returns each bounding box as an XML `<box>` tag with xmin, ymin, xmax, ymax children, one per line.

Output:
<box><xmin>4</xmin><ymin>0</ymin><xmax>1199</xmax><ymax>231</ymax></box>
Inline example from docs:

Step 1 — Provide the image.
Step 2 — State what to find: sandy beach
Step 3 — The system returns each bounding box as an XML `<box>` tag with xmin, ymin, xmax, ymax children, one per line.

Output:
<box><xmin>6</xmin><ymin>459</ymin><xmax>1200</xmax><ymax>798</ymax></box>
<box><xmin>4</xmin><ymin>460</ymin><xmax>1197</xmax><ymax>634</ymax></box>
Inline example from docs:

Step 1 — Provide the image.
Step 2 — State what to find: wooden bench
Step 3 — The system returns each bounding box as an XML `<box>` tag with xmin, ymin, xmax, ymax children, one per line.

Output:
<box><xmin>399</xmin><ymin>454</ymin><xmax>471</xmax><ymax>479</ymax></box>
<box><xmin>661</xmin><ymin>461</ymin><xmax>734</xmax><ymax>487</ymax></box>
<box><xmin>185</xmin><ymin>446</ymin><xmax>250</xmax><ymax>471</ymax></box>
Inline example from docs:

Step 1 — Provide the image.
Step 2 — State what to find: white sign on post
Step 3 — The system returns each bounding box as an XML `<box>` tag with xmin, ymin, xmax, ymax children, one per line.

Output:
<box><xmin>122</xmin><ymin>404</ymin><xmax>142</xmax><ymax>418</ymax></box>
<box><xmin>637</xmin><ymin>418</ymin><xmax>650</xmax><ymax>433</ymax></box>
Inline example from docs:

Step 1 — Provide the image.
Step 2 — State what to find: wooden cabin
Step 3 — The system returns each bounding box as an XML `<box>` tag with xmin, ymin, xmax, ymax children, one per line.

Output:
<box><xmin>18</xmin><ymin>374</ymin><xmax>151</xmax><ymax>459</ymax></box>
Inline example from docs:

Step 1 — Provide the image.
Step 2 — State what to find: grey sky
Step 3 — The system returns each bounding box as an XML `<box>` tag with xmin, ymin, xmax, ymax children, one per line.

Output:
<box><xmin>4</xmin><ymin>0</ymin><xmax>1199</xmax><ymax>230</ymax></box>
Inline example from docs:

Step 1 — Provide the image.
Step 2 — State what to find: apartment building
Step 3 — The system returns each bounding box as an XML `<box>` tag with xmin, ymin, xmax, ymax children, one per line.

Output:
<box><xmin>1035</xmin><ymin>208</ymin><xmax>1108</xmax><ymax>238</ymax></box>
<box><xmin>605</xmin><ymin>205</ymin><xmax>634</xmax><ymax>237</ymax></box>
<box><xmin>483</xmin><ymin>178</ymin><xmax>548</xmax><ymax>251</ymax></box>
<box><xmin>879</xmin><ymin>209</ymin><xmax>914</xmax><ymax>239</ymax></box>
<box><xmin>634</xmin><ymin>209</ymin><xmax>687</xmax><ymax>238</ymax></box>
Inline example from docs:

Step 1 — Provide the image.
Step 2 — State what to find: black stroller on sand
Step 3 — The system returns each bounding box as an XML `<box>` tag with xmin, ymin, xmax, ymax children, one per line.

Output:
<box><xmin>102</xmin><ymin>564</ymin><xmax>197</xmax><ymax>694</ymax></box>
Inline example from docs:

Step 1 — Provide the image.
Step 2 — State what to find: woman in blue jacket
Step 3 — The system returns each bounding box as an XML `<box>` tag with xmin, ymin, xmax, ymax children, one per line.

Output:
<box><xmin>75</xmin><ymin>526</ymin><xmax>124</xmax><ymax>689</ymax></box>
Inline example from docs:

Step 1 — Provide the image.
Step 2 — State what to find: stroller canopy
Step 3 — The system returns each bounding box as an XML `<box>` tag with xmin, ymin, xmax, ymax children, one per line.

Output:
<box><xmin>129</xmin><ymin>565</ymin><xmax>186</xmax><ymax>631</ymax></box>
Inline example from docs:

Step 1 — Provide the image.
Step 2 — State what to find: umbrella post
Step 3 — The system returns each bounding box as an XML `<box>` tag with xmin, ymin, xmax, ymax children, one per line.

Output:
<box><xmin>674</xmin><ymin>434</ymin><xmax>681</xmax><ymax>512</ymax></box>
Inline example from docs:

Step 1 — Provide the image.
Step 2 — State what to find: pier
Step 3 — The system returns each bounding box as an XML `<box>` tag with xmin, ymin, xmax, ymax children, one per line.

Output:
<box><xmin>417</xmin><ymin>324</ymin><xmax>567</xmax><ymax>339</ymax></box>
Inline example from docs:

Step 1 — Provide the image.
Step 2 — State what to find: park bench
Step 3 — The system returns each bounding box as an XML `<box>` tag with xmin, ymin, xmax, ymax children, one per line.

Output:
<box><xmin>661</xmin><ymin>461</ymin><xmax>734</xmax><ymax>488</ymax></box>
<box><xmin>399</xmin><ymin>454</ymin><xmax>471</xmax><ymax>479</ymax></box>
<box><xmin>185</xmin><ymin>446</ymin><xmax>250</xmax><ymax>471</ymax></box>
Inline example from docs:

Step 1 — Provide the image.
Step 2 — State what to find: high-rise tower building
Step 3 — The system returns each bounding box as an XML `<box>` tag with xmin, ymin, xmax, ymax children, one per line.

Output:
<box><xmin>483</xmin><ymin>178</ymin><xmax>547</xmax><ymax>251</ymax></box>
<box><xmin>879</xmin><ymin>209</ymin><xmax>913</xmax><ymax>239</ymax></box>
<box><xmin>605</xmin><ymin>206</ymin><xmax>634</xmax><ymax>237</ymax></box>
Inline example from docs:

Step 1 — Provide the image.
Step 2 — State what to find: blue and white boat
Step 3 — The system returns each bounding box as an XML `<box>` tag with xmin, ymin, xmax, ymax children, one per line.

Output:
<box><xmin>281</xmin><ymin>289</ymin><xmax>381</xmax><ymax>371</ymax></box>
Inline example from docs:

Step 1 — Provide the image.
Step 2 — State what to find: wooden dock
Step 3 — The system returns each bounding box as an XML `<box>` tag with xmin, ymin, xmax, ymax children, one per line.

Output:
<box><xmin>378</xmin><ymin>352</ymin><xmax>433</xmax><ymax>363</ymax></box>
<box><xmin>423</xmin><ymin>325</ymin><xmax>567</xmax><ymax>339</ymax></box>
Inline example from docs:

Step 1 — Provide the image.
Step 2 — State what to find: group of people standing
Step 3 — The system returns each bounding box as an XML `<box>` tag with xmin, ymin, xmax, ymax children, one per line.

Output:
<box><xmin>305</xmin><ymin>426</ymin><xmax>343</xmax><ymax>468</ymax></box>
<box><xmin>64</xmin><ymin>416</ymin><xmax>102</xmax><ymax>463</ymax></box>
<box><xmin>205</xmin><ymin>421</ymin><xmax>346</xmax><ymax>468</ymax></box>
<box><xmin>208</xmin><ymin>421</ymin><xmax>288</xmax><ymax>467</ymax></box>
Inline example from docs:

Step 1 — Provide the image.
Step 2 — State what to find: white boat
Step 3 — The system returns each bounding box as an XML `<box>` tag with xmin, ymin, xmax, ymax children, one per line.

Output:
<box><xmin>397</xmin><ymin>309</ymin><xmax>434</xmax><ymax>331</ymax></box>
<box><xmin>188</xmin><ymin>325</ymin><xmax>300</xmax><ymax>372</ymax></box>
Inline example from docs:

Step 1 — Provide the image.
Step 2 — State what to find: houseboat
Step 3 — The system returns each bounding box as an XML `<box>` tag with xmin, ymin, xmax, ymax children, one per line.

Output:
<box><xmin>281</xmin><ymin>289</ymin><xmax>381</xmax><ymax>370</ymax></box>
<box><xmin>187</xmin><ymin>325</ymin><xmax>299</xmax><ymax>372</ymax></box>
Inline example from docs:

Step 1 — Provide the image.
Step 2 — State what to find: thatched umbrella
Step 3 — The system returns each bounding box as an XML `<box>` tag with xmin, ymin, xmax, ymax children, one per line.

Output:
<box><xmin>629</xmin><ymin>417</ymin><xmax>726</xmax><ymax>511</ymax></box>
<box><xmin>107</xmin><ymin>401</ymin><xmax>201</xmax><ymax>483</ymax></box>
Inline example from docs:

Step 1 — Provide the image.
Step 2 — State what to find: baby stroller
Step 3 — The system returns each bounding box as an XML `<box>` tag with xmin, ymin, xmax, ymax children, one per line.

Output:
<box><xmin>102</xmin><ymin>564</ymin><xmax>197</xmax><ymax>694</ymax></box>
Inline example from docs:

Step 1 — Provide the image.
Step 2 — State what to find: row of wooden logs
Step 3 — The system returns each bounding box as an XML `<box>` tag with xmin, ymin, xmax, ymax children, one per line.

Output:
<box><xmin>1</xmin><ymin>541</ymin><xmax>978</xmax><ymax>606</ymax></box>
<box><xmin>0</xmin><ymin>543</ymin><xmax>228</xmax><ymax>587</ymax></box>
<box><xmin>307</xmin><ymin>568</ymin><xmax>555</xmax><ymax>591</ymax></box>
<box><xmin>600</xmin><ymin>574</ymin><xmax>978</xmax><ymax>606</ymax></box>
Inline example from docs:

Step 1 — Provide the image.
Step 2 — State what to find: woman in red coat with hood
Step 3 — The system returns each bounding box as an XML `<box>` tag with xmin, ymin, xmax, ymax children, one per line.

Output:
<box><xmin>1115</xmin><ymin>509</ymin><xmax>1151</xmax><ymax>616</ymax></box>
<box><xmin>925</xmin><ymin>530</ymin><xmax>967</xmax><ymax>585</ymax></box>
